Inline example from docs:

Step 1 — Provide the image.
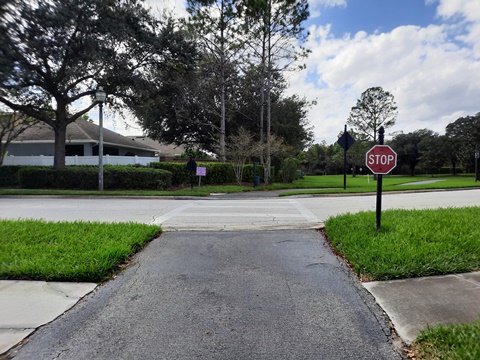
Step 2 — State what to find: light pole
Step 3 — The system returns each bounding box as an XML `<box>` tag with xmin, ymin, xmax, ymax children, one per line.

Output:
<box><xmin>95</xmin><ymin>87</ymin><xmax>107</xmax><ymax>191</ymax></box>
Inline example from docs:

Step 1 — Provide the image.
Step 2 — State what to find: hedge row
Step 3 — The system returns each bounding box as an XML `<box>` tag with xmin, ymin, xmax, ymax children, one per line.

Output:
<box><xmin>0</xmin><ymin>162</ymin><xmax>275</xmax><ymax>189</ymax></box>
<box><xmin>16</xmin><ymin>165</ymin><xmax>172</xmax><ymax>190</ymax></box>
<box><xmin>150</xmin><ymin>162</ymin><xmax>273</xmax><ymax>185</ymax></box>
<box><xmin>0</xmin><ymin>165</ymin><xmax>23</xmax><ymax>186</ymax></box>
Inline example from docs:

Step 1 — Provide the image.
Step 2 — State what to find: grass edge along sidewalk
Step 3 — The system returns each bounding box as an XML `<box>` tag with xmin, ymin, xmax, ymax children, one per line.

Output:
<box><xmin>324</xmin><ymin>206</ymin><xmax>480</xmax><ymax>360</ymax></box>
<box><xmin>0</xmin><ymin>219</ymin><xmax>161</xmax><ymax>283</ymax></box>
<box><xmin>1</xmin><ymin>174</ymin><xmax>479</xmax><ymax>197</ymax></box>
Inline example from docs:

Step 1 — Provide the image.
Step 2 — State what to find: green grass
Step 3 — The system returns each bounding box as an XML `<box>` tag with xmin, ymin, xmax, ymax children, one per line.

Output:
<box><xmin>324</xmin><ymin>207</ymin><xmax>480</xmax><ymax>281</ymax></box>
<box><xmin>0</xmin><ymin>185</ymin><xmax>271</xmax><ymax>197</ymax></box>
<box><xmin>0</xmin><ymin>219</ymin><xmax>161</xmax><ymax>282</ymax></box>
<box><xmin>280</xmin><ymin>174</ymin><xmax>480</xmax><ymax>196</ymax></box>
<box><xmin>0</xmin><ymin>174</ymin><xmax>478</xmax><ymax>196</ymax></box>
<box><xmin>412</xmin><ymin>319</ymin><xmax>480</xmax><ymax>360</ymax></box>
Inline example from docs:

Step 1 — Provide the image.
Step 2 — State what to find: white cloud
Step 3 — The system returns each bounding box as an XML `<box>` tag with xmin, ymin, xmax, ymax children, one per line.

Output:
<box><xmin>435</xmin><ymin>0</ymin><xmax>480</xmax><ymax>57</ymax></box>
<box><xmin>309</xmin><ymin>0</ymin><xmax>347</xmax><ymax>18</ymax></box>
<box><xmin>100</xmin><ymin>0</ymin><xmax>480</xmax><ymax>147</ymax></box>
<box><xmin>145</xmin><ymin>0</ymin><xmax>188</xmax><ymax>19</ymax></box>
<box><xmin>285</xmin><ymin>3</ymin><xmax>480</xmax><ymax>145</ymax></box>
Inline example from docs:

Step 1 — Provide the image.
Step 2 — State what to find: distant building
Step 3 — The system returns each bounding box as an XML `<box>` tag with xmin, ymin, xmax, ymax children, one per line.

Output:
<box><xmin>5</xmin><ymin>119</ymin><xmax>157</xmax><ymax>157</ymax></box>
<box><xmin>126</xmin><ymin>136</ymin><xmax>185</xmax><ymax>158</ymax></box>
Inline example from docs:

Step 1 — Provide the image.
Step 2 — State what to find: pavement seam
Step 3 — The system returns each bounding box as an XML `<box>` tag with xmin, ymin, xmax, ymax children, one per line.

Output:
<box><xmin>454</xmin><ymin>274</ymin><xmax>480</xmax><ymax>288</ymax></box>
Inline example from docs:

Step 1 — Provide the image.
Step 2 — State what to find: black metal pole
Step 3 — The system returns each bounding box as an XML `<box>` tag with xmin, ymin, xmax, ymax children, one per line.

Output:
<box><xmin>376</xmin><ymin>126</ymin><xmax>384</xmax><ymax>231</ymax></box>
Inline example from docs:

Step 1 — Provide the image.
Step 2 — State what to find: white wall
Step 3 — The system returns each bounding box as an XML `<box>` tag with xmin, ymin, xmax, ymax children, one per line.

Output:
<box><xmin>3</xmin><ymin>155</ymin><xmax>160</xmax><ymax>166</ymax></box>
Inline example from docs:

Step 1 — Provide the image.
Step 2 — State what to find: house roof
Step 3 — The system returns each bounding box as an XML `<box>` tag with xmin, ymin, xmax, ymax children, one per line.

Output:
<box><xmin>126</xmin><ymin>136</ymin><xmax>185</xmax><ymax>156</ymax></box>
<box><xmin>11</xmin><ymin>119</ymin><xmax>157</xmax><ymax>152</ymax></box>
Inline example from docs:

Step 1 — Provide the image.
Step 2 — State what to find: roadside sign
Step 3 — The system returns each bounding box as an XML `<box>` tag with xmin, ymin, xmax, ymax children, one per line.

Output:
<box><xmin>196</xmin><ymin>166</ymin><xmax>206</xmax><ymax>186</ymax></box>
<box><xmin>337</xmin><ymin>131</ymin><xmax>356</xmax><ymax>150</ymax></box>
<box><xmin>365</xmin><ymin>145</ymin><xmax>397</xmax><ymax>174</ymax></box>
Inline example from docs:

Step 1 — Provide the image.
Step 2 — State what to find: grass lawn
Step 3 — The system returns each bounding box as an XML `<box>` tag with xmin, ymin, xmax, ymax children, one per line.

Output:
<box><xmin>280</xmin><ymin>174</ymin><xmax>480</xmax><ymax>196</ymax></box>
<box><xmin>411</xmin><ymin>319</ymin><xmax>480</xmax><ymax>360</ymax></box>
<box><xmin>0</xmin><ymin>219</ymin><xmax>161</xmax><ymax>282</ymax></box>
<box><xmin>0</xmin><ymin>174</ymin><xmax>478</xmax><ymax>197</ymax></box>
<box><xmin>325</xmin><ymin>206</ymin><xmax>480</xmax><ymax>358</ymax></box>
<box><xmin>324</xmin><ymin>207</ymin><xmax>480</xmax><ymax>281</ymax></box>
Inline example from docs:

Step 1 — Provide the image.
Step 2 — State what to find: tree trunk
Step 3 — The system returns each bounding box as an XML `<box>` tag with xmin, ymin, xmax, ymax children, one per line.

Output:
<box><xmin>258</xmin><ymin>30</ymin><xmax>266</xmax><ymax>166</ymax></box>
<box><xmin>220</xmin><ymin>77</ymin><xmax>226</xmax><ymax>162</ymax></box>
<box><xmin>219</xmin><ymin>1</ymin><xmax>226</xmax><ymax>162</ymax></box>
<box><xmin>53</xmin><ymin>122</ymin><xmax>67</xmax><ymax>169</ymax></box>
<box><xmin>53</xmin><ymin>105</ymin><xmax>68</xmax><ymax>169</ymax></box>
<box><xmin>264</xmin><ymin>0</ymin><xmax>272</xmax><ymax>185</ymax></box>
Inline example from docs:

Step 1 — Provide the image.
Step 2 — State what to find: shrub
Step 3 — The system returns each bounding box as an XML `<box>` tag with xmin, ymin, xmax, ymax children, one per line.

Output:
<box><xmin>151</xmin><ymin>162</ymin><xmax>235</xmax><ymax>185</ymax></box>
<box><xmin>0</xmin><ymin>166</ymin><xmax>24</xmax><ymax>187</ymax></box>
<box><xmin>150</xmin><ymin>162</ymin><xmax>190</xmax><ymax>185</ymax></box>
<box><xmin>281</xmin><ymin>157</ymin><xmax>301</xmax><ymax>183</ymax></box>
<box><xmin>18</xmin><ymin>165</ymin><xmax>172</xmax><ymax>190</ymax></box>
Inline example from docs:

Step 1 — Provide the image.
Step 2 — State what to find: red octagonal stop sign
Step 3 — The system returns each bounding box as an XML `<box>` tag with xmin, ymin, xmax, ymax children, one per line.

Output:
<box><xmin>365</xmin><ymin>145</ymin><xmax>397</xmax><ymax>174</ymax></box>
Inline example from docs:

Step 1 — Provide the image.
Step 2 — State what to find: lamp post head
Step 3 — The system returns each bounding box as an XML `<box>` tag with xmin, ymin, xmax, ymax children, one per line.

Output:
<box><xmin>95</xmin><ymin>86</ymin><xmax>107</xmax><ymax>103</ymax></box>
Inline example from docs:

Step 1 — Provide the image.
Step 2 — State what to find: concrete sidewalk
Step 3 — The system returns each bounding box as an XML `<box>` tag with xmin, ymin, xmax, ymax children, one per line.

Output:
<box><xmin>1</xmin><ymin>272</ymin><xmax>479</xmax><ymax>355</ymax></box>
<box><xmin>0</xmin><ymin>281</ymin><xmax>96</xmax><ymax>355</ymax></box>
<box><xmin>363</xmin><ymin>271</ymin><xmax>480</xmax><ymax>344</ymax></box>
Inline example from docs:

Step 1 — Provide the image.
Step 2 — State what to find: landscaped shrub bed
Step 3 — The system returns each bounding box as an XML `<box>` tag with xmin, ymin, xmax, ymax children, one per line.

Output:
<box><xmin>18</xmin><ymin>165</ymin><xmax>172</xmax><ymax>190</ymax></box>
<box><xmin>150</xmin><ymin>162</ymin><xmax>274</xmax><ymax>185</ymax></box>
<box><xmin>0</xmin><ymin>165</ymin><xmax>23</xmax><ymax>186</ymax></box>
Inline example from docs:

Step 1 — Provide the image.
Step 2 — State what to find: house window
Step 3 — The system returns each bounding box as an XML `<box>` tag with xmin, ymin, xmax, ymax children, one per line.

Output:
<box><xmin>92</xmin><ymin>146</ymin><xmax>119</xmax><ymax>156</ymax></box>
<box><xmin>66</xmin><ymin>145</ymin><xmax>84</xmax><ymax>156</ymax></box>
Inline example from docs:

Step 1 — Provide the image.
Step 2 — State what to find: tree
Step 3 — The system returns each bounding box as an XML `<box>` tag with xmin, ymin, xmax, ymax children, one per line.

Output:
<box><xmin>229</xmin><ymin>71</ymin><xmax>313</xmax><ymax>154</ymax></box>
<box><xmin>0</xmin><ymin>111</ymin><xmax>37</xmax><ymax>165</ymax></box>
<box><xmin>186</xmin><ymin>0</ymin><xmax>245</xmax><ymax>161</ymax></box>
<box><xmin>347</xmin><ymin>87</ymin><xmax>398</xmax><ymax>143</ymax></box>
<box><xmin>225</xmin><ymin>127</ymin><xmax>258</xmax><ymax>184</ymax></box>
<box><xmin>445</xmin><ymin>113</ymin><xmax>480</xmax><ymax>173</ymax></box>
<box><xmin>302</xmin><ymin>141</ymin><xmax>343</xmax><ymax>175</ymax></box>
<box><xmin>270</xmin><ymin>94</ymin><xmax>314</xmax><ymax>154</ymax></box>
<box><xmin>244</xmin><ymin>0</ymin><xmax>310</xmax><ymax>183</ymax></box>
<box><xmin>389</xmin><ymin>129</ymin><xmax>436</xmax><ymax>176</ymax></box>
<box><xmin>418</xmin><ymin>134</ymin><xmax>449</xmax><ymax>176</ymax></box>
<box><xmin>345</xmin><ymin>134</ymin><xmax>370</xmax><ymax>177</ymax></box>
<box><xmin>0</xmin><ymin>0</ymin><xmax>195</xmax><ymax>169</ymax></box>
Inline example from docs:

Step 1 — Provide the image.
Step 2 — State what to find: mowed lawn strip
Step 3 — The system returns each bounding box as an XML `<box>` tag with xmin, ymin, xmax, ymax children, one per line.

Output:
<box><xmin>412</xmin><ymin>319</ymin><xmax>480</xmax><ymax>360</ymax></box>
<box><xmin>0</xmin><ymin>219</ymin><xmax>161</xmax><ymax>282</ymax></box>
<box><xmin>1</xmin><ymin>175</ymin><xmax>479</xmax><ymax>197</ymax></box>
<box><xmin>324</xmin><ymin>207</ymin><xmax>480</xmax><ymax>281</ymax></box>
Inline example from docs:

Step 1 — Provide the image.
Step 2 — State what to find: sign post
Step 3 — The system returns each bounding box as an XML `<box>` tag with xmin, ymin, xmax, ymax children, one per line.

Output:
<box><xmin>196</xmin><ymin>166</ymin><xmax>206</xmax><ymax>186</ymax></box>
<box><xmin>365</xmin><ymin>127</ymin><xmax>397</xmax><ymax>230</ymax></box>
<box><xmin>337</xmin><ymin>125</ymin><xmax>356</xmax><ymax>190</ymax></box>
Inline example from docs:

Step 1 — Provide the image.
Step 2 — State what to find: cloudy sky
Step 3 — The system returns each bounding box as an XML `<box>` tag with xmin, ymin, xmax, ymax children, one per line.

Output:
<box><xmin>100</xmin><ymin>0</ymin><xmax>480</xmax><ymax>145</ymax></box>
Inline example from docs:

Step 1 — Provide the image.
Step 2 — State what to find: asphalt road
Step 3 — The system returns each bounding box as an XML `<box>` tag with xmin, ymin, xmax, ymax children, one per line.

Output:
<box><xmin>11</xmin><ymin>230</ymin><xmax>402</xmax><ymax>360</ymax></box>
<box><xmin>1</xmin><ymin>189</ymin><xmax>479</xmax><ymax>230</ymax></box>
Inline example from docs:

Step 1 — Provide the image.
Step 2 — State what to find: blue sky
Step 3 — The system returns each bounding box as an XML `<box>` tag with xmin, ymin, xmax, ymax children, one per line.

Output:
<box><xmin>100</xmin><ymin>0</ymin><xmax>480</xmax><ymax>146</ymax></box>
<box><xmin>310</xmin><ymin>0</ymin><xmax>439</xmax><ymax>37</ymax></box>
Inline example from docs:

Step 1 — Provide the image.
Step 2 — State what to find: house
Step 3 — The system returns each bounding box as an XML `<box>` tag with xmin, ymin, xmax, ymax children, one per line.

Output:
<box><xmin>6</xmin><ymin>119</ymin><xmax>157</xmax><ymax>157</ymax></box>
<box><xmin>126</xmin><ymin>136</ymin><xmax>186</xmax><ymax>159</ymax></box>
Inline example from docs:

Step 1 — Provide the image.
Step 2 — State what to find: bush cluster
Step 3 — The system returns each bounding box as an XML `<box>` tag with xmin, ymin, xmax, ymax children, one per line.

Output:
<box><xmin>1</xmin><ymin>161</ymin><xmax>279</xmax><ymax>189</ymax></box>
<box><xmin>16</xmin><ymin>165</ymin><xmax>172</xmax><ymax>190</ymax></box>
<box><xmin>0</xmin><ymin>165</ymin><xmax>23</xmax><ymax>187</ymax></box>
<box><xmin>150</xmin><ymin>162</ymin><xmax>274</xmax><ymax>185</ymax></box>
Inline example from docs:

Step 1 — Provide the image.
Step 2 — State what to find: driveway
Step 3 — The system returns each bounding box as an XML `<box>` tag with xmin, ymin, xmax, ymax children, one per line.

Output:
<box><xmin>11</xmin><ymin>230</ymin><xmax>402</xmax><ymax>360</ymax></box>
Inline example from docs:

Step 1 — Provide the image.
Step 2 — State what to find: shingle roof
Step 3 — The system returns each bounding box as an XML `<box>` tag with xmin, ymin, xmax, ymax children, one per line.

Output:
<box><xmin>12</xmin><ymin>120</ymin><xmax>156</xmax><ymax>151</ymax></box>
<box><xmin>126</xmin><ymin>136</ymin><xmax>185</xmax><ymax>156</ymax></box>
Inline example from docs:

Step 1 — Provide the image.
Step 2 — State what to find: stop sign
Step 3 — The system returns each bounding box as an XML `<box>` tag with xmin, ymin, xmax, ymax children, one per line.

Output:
<box><xmin>365</xmin><ymin>145</ymin><xmax>397</xmax><ymax>174</ymax></box>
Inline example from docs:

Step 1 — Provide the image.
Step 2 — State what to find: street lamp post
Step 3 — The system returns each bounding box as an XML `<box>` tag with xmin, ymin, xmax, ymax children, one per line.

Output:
<box><xmin>95</xmin><ymin>87</ymin><xmax>107</xmax><ymax>191</ymax></box>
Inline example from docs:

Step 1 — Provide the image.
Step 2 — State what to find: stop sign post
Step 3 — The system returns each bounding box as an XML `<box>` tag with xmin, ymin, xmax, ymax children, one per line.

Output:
<box><xmin>365</xmin><ymin>145</ymin><xmax>397</xmax><ymax>175</ymax></box>
<box><xmin>366</xmin><ymin>127</ymin><xmax>397</xmax><ymax>231</ymax></box>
